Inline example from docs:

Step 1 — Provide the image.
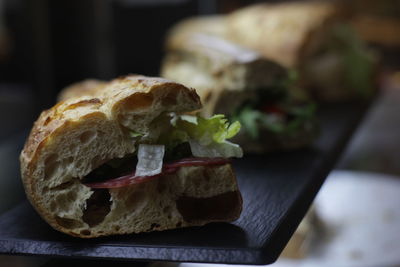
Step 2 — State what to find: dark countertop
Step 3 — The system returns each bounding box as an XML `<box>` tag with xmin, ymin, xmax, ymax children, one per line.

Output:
<box><xmin>1</xmin><ymin>76</ymin><xmax>400</xmax><ymax>266</ymax></box>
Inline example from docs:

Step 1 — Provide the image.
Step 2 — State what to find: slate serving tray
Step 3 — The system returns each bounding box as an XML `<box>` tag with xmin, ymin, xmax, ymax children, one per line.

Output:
<box><xmin>0</xmin><ymin>102</ymin><xmax>371</xmax><ymax>265</ymax></box>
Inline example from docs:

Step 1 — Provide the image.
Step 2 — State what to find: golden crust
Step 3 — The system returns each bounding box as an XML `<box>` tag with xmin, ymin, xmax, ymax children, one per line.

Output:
<box><xmin>165</xmin><ymin>15</ymin><xmax>227</xmax><ymax>52</ymax></box>
<box><xmin>21</xmin><ymin>99</ymin><xmax>103</xmax><ymax>166</ymax></box>
<box><xmin>164</xmin><ymin>3</ymin><xmax>343</xmax><ymax>69</ymax></box>
<box><xmin>161</xmin><ymin>33</ymin><xmax>287</xmax><ymax>117</ymax></box>
<box><xmin>20</xmin><ymin>75</ymin><xmax>205</xmax><ymax>237</ymax></box>
<box><xmin>21</xmin><ymin>74</ymin><xmax>201</xmax><ymax>174</ymax></box>
<box><xmin>21</xmin><ymin>111</ymin><xmax>108</xmax><ymax>237</ymax></box>
<box><xmin>105</xmin><ymin>75</ymin><xmax>201</xmax><ymax>110</ymax></box>
<box><xmin>226</xmin><ymin>1</ymin><xmax>342</xmax><ymax>68</ymax></box>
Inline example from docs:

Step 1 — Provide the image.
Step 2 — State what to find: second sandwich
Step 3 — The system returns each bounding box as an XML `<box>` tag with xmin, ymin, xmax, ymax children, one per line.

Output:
<box><xmin>162</xmin><ymin>34</ymin><xmax>318</xmax><ymax>153</ymax></box>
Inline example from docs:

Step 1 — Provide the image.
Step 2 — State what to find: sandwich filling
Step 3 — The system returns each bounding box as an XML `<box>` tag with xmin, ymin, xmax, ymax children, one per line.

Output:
<box><xmin>229</xmin><ymin>72</ymin><xmax>317</xmax><ymax>142</ymax></box>
<box><xmin>83</xmin><ymin>113</ymin><xmax>242</xmax><ymax>189</ymax></box>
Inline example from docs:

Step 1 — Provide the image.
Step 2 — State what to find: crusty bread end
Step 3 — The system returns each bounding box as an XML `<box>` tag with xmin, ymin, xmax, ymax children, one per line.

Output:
<box><xmin>20</xmin><ymin>75</ymin><xmax>242</xmax><ymax>238</ymax></box>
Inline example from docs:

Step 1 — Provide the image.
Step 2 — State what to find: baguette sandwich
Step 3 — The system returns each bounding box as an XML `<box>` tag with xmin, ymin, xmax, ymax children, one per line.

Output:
<box><xmin>167</xmin><ymin>2</ymin><xmax>377</xmax><ymax>101</ymax></box>
<box><xmin>162</xmin><ymin>33</ymin><xmax>318</xmax><ymax>153</ymax></box>
<box><xmin>226</xmin><ymin>1</ymin><xmax>378</xmax><ymax>101</ymax></box>
<box><xmin>20</xmin><ymin>75</ymin><xmax>243</xmax><ymax>238</ymax></box>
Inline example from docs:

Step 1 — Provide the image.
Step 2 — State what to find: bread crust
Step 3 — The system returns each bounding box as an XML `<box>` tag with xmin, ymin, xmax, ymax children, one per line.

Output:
<box><xmin>224</xmin><ymin>2</ymin><xmax>376</xmax><ymax>101</ymax></box>
<box><xmin>19</xmin><ymin>75</ymin><xmax>243</xmax><ymax>238</ymax></box>
<box><xmin>161</xmin><ymin>34</ymin><xmax>286</xmax><ymax>117</ymax></box>
<box><xmin>165</xmin><ymin>15</ymin><xmax>228</xmax><ymax>52</ymax></box>
<box><xmin>226</xmin><ymin>2</ymin><xmax>341</xmax><ymax>68</ymax></box>
<box><xmin>21</xmin><ymin>75</ymin><xmax>201</xmax><ymax>169</ymax></box>
<box><xmin>165</xmin><ymin>3</ymin><xmax>341</xmax><ymax>69</ymax></box>
<box><xmin>161</xmin><ymin>24</ymin><xmax>318</xmax><ymax>153</ymax></box>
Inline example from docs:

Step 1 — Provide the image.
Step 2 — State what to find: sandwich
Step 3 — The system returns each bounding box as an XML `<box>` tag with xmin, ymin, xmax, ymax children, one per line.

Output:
<box><xmin>165</xmin><ymin>15</ymin><xmax>227</xmax><ymax>48</ymax></box>
<box><xmin>20</xmin><ymin>75</ymin><xmax>243</xmax><ymax>238</ymax></box>
<box><xmin>57</xmin><ymin>79</ymin><xmax>107</xmax><ymax>101</ymax></box>
<box><xmin>166</xmin><ymin>1</ymin><xmax>377</xmax><ymax>101</ymax></box>
<box><xmin>226</xmin><ymin>1</ymin><xmax>378</xmax><ymax>101</ymax></box>
<box><xmin>162</xmin><ymin>33</ymin><xmax>318</xmax><ymax>153</ymax></box>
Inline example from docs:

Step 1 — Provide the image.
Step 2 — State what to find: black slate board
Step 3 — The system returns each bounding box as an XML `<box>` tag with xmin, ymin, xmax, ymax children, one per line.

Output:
<box><xmin>0</xmin><ymin>102</ymin><xmax>370</xmax><ymax>265</ymax></box>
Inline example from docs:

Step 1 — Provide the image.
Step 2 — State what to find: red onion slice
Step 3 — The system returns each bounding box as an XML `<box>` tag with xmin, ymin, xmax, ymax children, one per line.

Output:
<box><xmin>84</xmin><ymin>157</ymin><xmax>231</xmax><ymax>189</ymax></box>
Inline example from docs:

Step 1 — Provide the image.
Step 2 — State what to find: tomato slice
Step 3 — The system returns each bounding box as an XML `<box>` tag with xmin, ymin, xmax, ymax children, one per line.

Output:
<box><xmin>84</xmin><ymin>157</ymin><xmax>231</xmax><ymax>189</ymax></box>
<box><xmin>261</xmin><ymin>104</ymin><xmax>285</xmax><ymax>115</ymax></box>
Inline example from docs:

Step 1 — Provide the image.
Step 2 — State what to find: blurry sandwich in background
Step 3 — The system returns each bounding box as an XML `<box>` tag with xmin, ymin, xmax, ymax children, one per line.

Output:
<box><xmin>226</xmin><ymin>1</ymin><xmax>377</xmax><ymax>101</ymax></box>
<box><xmin>165</xmin><ymin>1</ymin><xmax>378</xmax><ymax>102</ymax></box>
<box><xmin>162</xmin><ymin>33</ymin><xmax>318</xmax><ymax>153</ymax></box>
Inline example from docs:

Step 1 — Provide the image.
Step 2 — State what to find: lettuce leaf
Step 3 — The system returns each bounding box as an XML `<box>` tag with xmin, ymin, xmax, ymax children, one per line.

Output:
<box><xmin>189</xmin><ymin>139</ymin><xmax>243</xmax><ymax>158</ymax></box>
<box><xmin>231</xmin><ymin>107</ymin><xmax>262</xmax><ymax>139</ymax></box>
<box><xmin>162</xmin><ymin>113</ymin><xmax>243</xmax><ymax>158</ymax></box>
<box><xmin>233</xmin><ymin>103</ymin><xmax>316</xmax><ymax>140</ymax></box>
<box><xmin>171</xmin><ymin>114</ymin><xmax>241</xmax><ymax>145</ymax></box>
<box><xmin>129</xmin><ymin>131</ymin><xmax>145</xmax><ymax>138</ymax></box>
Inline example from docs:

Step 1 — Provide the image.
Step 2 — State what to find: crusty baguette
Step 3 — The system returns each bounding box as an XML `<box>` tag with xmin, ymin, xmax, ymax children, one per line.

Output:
<box><xmin>57</xmin><ymin>79</ymin><xmax>107</xmax><ymax>102</ymax></box>
<box><xmin>216</xmin><ymin>2</ymin><xmax>347</xmax><ymax>101</ymax></box>
<box><xmin>164</xmin><ymin>3</ymin><xmax>339</xmax><ymax>69</ymax></box>
<box><xmin>165</xmin><ymin>15</ymin><xmax>228</xmax><ymax>52</ymax></box>
<box><xmin>161</xmin><ymin>33</ymin><xmax>317</xmax><ymax>153</ymax></box>
<box><xmin>226</xmin><ymin>1</ymin><xmax>341</xmax><ymax>68</ymax></box>
<box><xmin>165</xmin><ymin>3</ymin><xmax>377</xmax><ymax>101</ymax></box>
<box><xmin>20</xmin><ymin>75</ymin><xmax>242</xmax><ymax>238</ymax></box>
<box><xmin>162</xmin><ymin>33</ymin><xmax>287</xmax><ymax>117</ymax></box>
<box><xmin>225</xmin><ymin>2</ymin><xmax>379</xmax><ymax>101</ymax></box>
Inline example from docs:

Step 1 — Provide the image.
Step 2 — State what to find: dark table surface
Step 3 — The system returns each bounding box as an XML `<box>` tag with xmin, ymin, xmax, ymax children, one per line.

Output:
<box><xmin>0</xmin><ymin>101</ymin><xmax>370</xmax><ymax>265</ymax></box>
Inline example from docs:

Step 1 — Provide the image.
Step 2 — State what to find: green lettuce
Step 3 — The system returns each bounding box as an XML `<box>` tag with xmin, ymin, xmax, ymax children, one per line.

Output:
<box><xmin>231</xmin><ymin>107</ymin><xmax>262</xmax><ymax>139</ymax></box>
<box><xmin>129</xmin><ymin>131</ymin><xmax>145</xmax><ymax>138</ymax></box>
<box><xmin>228</xmin><ymin>66</ymin><xmax>316</xmax><ymax>140</ymax></box>
<box><xmin>160</xmin><ymin>114</ymin><xmax>242</xmax><ymax>158</ymax></box>
<box><xmin>232</xmin><ymin>103</ymin><xmax>316</xmax><ymax>140</ymax></box>
<box><xmin>173</xmin><ymin>114</ymin><xmax>240</xmax><ymax>144</ymax></box>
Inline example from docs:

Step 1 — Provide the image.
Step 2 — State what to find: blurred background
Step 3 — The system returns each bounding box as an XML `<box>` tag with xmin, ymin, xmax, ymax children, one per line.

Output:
<box><xmin>0</xmin><ymin>0</ymin><xmax>399</xmax><ymax>266</ymax></box>
<box><xmin>0</xmin><ymin>0</ymin><xmax>399</xmax><ymax>139</ymax></box>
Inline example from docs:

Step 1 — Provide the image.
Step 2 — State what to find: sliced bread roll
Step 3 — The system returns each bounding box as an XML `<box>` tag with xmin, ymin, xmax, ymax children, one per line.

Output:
<box><xmin>165</xmin><ymin>3</ymin><xmax>377</xmax><ymax>101</ymax></box>
<box><xmin>162</xmin><ymin>33</ymin><xmax>287</xmax><ymax>117</ymax></box>
<box><xmin>226</xmin><ymin>2</ymin><xmax>340</xmax><ymax>68</ymax></box>
<box><xmin>165</xmin><ymin>15</ymin><xmax>228</xmax><ymax>52</ymax></box>
<box><xmin>20</xmin><ymin>75</ymin><xmax>242</xmax><ymax>238</ymax></box>
<box><xmin>226</xmin><ymin>2</ymin><xmax>377</xmax><ymax>101</ymax></box>
<box><xmin>161</xmin><ymin>33</ymin><xmax>317</xmax><ymax>153</ymax></box>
